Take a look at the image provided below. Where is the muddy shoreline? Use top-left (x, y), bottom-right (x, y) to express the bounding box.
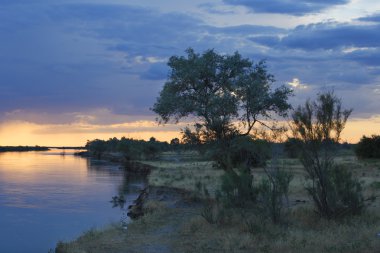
top-left (75, 151), bottom-right (192, 220)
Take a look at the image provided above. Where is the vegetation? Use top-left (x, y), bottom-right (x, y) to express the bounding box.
top-left (356, 135), bottom-right (380, 159)
top-left (291, 91), bottom-right (369, 218)
top-left (56, 50), bottom-right (380, 253)
top-left (0, 146), bottom-right (49, 152)
top-left (57, 150), bottom-right (380, 253)
top-left (152, 48), bottom-right (292, 170)
top-left (283, 138), bottom-right (302, 158)
top-left (85, 137), bottom-right (170, 160)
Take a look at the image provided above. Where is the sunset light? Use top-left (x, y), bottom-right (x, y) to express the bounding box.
top-left (1, 1), bottom-right (380, 252)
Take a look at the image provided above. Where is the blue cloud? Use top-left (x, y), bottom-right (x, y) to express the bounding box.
top-left (208, 24), bottom-right (286, 35)
top-left (344, 48), bottom-right (380, 67)
top-left (251, 23), bottom-right (380, 50)
top-left (358, 13), bottom-right (380, 23)
top-left (223, 0), bottom-right (350, 15)
top-left (140, 63), bottom-right (169, 81)
top-left (0, 1), bottom-right (379, 122)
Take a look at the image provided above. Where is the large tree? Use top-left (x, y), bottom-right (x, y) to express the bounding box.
top-left (152, 48), bottom-right (292, 145)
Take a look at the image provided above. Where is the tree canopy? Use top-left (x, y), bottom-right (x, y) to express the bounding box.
top-left (152, 48), bottom-right (292, 142)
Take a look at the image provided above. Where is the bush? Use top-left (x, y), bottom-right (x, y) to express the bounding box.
top-left (305, 165), bottom-right (366, 218)
top-left (328, 165), bottom-right (366, 216)
top-left (283, 138), bottom-right (302, 158)
top-left (229, 136), bottom-right (271, 168)
top-left (218, 169), bottom-right (258, 208)
top-left (356, 135), bottom-right (380, 159)
top-left (291, 91), bottom-right (368, 218)
top-left (258, 167), bottom-right (293, 224)
top-left (207, 136), bottom-right (271, 171)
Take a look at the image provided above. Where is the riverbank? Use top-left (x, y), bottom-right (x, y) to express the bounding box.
top-left (57, 151), bottom-right (380, 253)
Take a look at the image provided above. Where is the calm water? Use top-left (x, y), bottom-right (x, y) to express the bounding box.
top-left (0, 150), bottom-right (144, 253)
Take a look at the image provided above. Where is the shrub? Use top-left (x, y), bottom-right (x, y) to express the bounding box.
top-left (356, 135), bottom-right (380, 159)
top-left (207, 136), bottom-right (271, 171)
top-left (284, 138), bottom-right (302, 158)
top-left (326, 165), bottom-right (366, 216)
top-left (200, 202), bottom-right (227, 225)
top-left (291, 91), bottom-right (368, 218)
top-left (218, 169), bottom-right (258, 208)
top-left (229, 136), bottom-right (271, 168)
top-left (258, 167), bottom-right (293, 224)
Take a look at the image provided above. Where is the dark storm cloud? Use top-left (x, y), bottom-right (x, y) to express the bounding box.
top-left (223, 0), bottom-right (350, 16)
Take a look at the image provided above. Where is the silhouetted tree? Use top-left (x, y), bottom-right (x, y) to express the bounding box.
top-left (152, 48), bottom-right (292, 171)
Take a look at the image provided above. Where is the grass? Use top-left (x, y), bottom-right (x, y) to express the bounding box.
top-left (142, 160), bottom-right (223, 197)
top-left (176, 208), bottom-right (380, 253)
top-left (58, 203), bottom-right (380, 253)
top-left (57, 149), bottom-right (380, 253)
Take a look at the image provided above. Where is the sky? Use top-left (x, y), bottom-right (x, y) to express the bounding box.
top-left (0, 0), bottom-right (380, 146)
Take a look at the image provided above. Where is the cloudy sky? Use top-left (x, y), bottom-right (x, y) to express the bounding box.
top-left (0, 0), bottom-right (380, 145)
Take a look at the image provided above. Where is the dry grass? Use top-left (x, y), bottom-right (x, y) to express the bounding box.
top-left (174, 207), bottom-right (380, 253)
top-left (142, 159), bottom-right (223, 197)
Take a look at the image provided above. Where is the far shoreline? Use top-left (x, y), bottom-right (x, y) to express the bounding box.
top-left (0, 146), bottom-right (86, 152)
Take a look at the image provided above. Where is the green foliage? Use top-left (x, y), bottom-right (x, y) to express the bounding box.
top-left (284, 138), bottom-right (302, 158)
top-left (86, 139), bottom-right (107, 159)
top-left (356, 135), bottom-right (380, 159)
top-left (55, 241), bottom-right (69, 253)
top-left (229, 136), bottom-right (271, 168)
top-left (370, 181), bottom-right (380, 190)
top-left (218, 169), bottom-right (258, 207)
top-left (320, 165), bottom-right (366, 216)
top-left (291, 91), bottom-right (367, 218)
top-left (152, 47), bottom-right (292, 150)
top-left (86, 137), bottom-right (169, 160)
top-left (200, 203), bottom-right (227, 225)
top-left (206, 136), bottom-right (271, 171)
top-left (258, 168), bottom-right (293, 224)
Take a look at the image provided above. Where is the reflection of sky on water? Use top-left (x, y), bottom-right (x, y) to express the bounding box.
top-left (0, 150), bottom-right (144, 253)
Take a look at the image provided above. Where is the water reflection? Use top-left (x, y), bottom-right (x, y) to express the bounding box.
top-left (0, 150), bottom-right (144, 253)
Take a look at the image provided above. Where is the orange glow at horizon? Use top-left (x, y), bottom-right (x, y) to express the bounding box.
top-left (0, 121), bottom-right (181, 146)
top-left (0, 118), bottom-right (379, 146)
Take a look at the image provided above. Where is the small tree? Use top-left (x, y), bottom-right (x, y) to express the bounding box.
top-left (152, 48), bottom-right (292, 171)
top-left (291, 91), bottom-right (366, 218)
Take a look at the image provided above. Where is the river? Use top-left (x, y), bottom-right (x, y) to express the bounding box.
top-left (0, 149), bottom-right (144, 253)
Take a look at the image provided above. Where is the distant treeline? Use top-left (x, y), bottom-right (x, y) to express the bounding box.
top-left (0, 146), bottom-right (50, 152)
top-left (50, 146), bottom-right (85, 150)
top-left (85, 137), bottom-right (171, 160)
top-left (356, 135), bottom-right (380, 159)
top-left (85, 136), bottom-right (359, 163)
